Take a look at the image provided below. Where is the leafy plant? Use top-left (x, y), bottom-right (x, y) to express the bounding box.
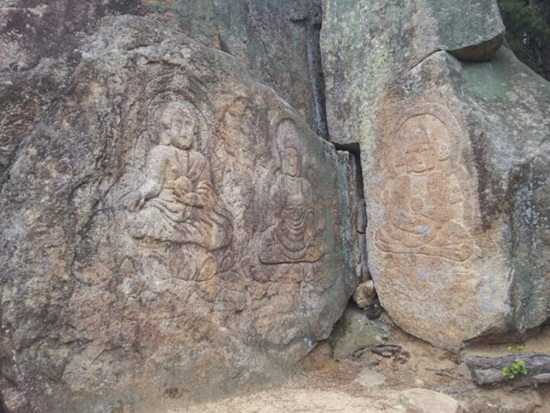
top-left (502, 346), bottom-right (528, 379)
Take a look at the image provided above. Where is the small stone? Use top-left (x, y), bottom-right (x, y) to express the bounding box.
top-left (355, 368), bottom-right (386, 388)
top-left (399, 388), bottom-right (462, 413)
top-left (457, 362), bottom-right (471, 378)
top-left (414, 378), bottom-right (425, 387)
top-left (353, 280), bottom-right (376, 309)
top-left (365, 301), bottom-right (384, 320)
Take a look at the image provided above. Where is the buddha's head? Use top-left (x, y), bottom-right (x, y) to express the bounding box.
top-left (276, 118), bottom-right (301, 178)
top-left (405, 140), bottom-right (436, 173)
top-left (283, 146), bottom-right (300, 177)
top-left (160, 102), bottom-right (197, 150)
top-left (397, 118), bottom-right (438, 174)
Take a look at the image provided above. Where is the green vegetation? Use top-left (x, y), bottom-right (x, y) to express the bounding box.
top-left (502, 345), bottom-right (528, 379)
top-left (497, 0), bottom-right (550, 63)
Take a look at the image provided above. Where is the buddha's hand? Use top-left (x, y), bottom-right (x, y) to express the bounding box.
top-left (176, 192), bottom-right (206, 208)
top-left (410, 196), bottom-right (424, 212)
top-left (305, 211), bottom-right (316, 239)
top-left (174, 176), bottom-right (193, 196)
top-left (122, 190), bottom-right (145, 212)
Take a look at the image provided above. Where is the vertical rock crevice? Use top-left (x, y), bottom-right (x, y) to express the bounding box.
top-left (290, 2), bottom-right (328, 138)
top-left (348, 149), bottom-right (369, 283)
top-left (298, 2), bottom-right (370, 306)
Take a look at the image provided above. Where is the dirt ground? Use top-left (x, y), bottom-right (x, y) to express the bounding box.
top-left (177, 317), bottom-right (550, 413)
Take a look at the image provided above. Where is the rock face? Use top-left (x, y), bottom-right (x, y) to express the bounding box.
top-left (0, 0), bottom-right (325, 135)
top-left (321, 0), bottom-right (505, 149)
top-left (322, 0), bottom-right (550, 350)
top-left (140, 0), bottom-right (327, 135)
top-left (0, 15), bottom-right (358, 412)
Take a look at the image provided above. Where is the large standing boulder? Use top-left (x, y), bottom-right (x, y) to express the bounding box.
top-left (322, 0), bottom-right (550, 350)
top-left (0, 15), bottom-right (358, 412)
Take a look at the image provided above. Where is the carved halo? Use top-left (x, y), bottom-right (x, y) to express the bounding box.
top-left (381, 101), bottom-right (479, 229)
top-left (385, 102), bottom-right (464, 176)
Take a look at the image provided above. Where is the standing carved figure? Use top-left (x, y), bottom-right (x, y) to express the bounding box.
top-left (122, 102), bottom-right (232, 251)
top-left (259, 119), bottom-right (322, 264)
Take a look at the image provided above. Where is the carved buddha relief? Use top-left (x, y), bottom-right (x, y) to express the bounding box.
top-left (258, 119), bottom-right (323, 264)
top-left (375, 113), bottom-right (475, 262)
top-left (122, 101), bottom-right (233, 251)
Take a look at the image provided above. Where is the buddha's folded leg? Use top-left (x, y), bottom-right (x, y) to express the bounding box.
top-left (127, 206), bottom-right (178, 242)
top-left (374, 229), bottom-right (414, 254)
top-left (417, 221), bottom-right (474, 261)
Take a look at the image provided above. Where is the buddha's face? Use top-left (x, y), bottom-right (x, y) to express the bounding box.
top-left (405, 142), bottom-right (435, 173)
top-left (161, 108), bottom-right (197, 150)
top-left (283, 147), bottom-right (300, 177)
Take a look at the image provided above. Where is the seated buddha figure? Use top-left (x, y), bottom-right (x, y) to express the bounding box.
top-left (259, 120), bottom-right (322, 264)
top-left (122, 102), bottom-right (232, 251)
top-left (375, 117), bottom-right (474, 262)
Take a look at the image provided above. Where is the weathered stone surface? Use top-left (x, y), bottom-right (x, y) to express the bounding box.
top-left (0, 1), bottom-right (144, 71)
top-left (322, 0), bottom-right (550, 351)
top-left (141, 0), bottom-right (326, 135)
top-left (0, 0), bottom-right (324, 138)
top-left (466, 390), bottom-right (543, 413)
top-left (329, 305), bottom-right (388, 360)
top-left (321, 0), bottom-right (505, 148)
top-left (399, 388), bottom-right (462, 413)
top-left (0, 15), bottom-right (358, 412)
top-left (354, 368), bottom-right (386, 388)
top-left (373, 49), bottom-right (550, 350)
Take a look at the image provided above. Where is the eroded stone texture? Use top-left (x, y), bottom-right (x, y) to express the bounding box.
top-left (142, 0), bottom-right (326, 135)
top-left (0, 0), bottom-right (325, 138)
top-left (321, 0), bottom-right (505, 148)
top-left (322, 0), bottom-right (550, 351)
top-left (0, 15), bottom-right (357, 412)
